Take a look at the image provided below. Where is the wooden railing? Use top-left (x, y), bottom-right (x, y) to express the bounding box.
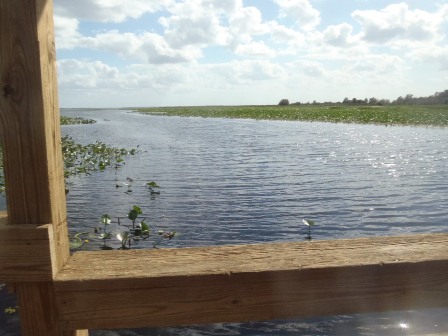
top-left (1, 209), bottom-right (447, 333)
top-left (54, 233), bottom-right (448, 331)
top-left (1, 1), bottom-right (447, 335)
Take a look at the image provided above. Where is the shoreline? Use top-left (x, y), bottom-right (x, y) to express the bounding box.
top-left (134, 104), bottom-right (448, 128)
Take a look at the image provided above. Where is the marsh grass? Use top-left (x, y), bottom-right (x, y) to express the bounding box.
top-left (136, 105), bottom-right (448, 127)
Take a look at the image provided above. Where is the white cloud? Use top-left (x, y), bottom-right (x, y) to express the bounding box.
top-left (57, 59), bottom-right (193, 105)
top-left (267, 21), bottom-right (305, 44)
top-left (235, 41), bottom-right (276, 58)
top-left (290, 60), bottom-right (326, 77)
top-left (229, 6), bottom-right (267, 36)
top-left (54, 0), bottom-right (174, 23)
top-left (54, 16), bottom-right (82, 49)
top-left (53, 1), bottom-right (448, 106)
top-left (407, 45), bottom-right (448, 71)
top-left (159, 4), bottom-right (230, 48)
top-left (199, 60), bottom-right (286, 87)
top-left (58, 58), bottom-right (286, 95)
top-left (57, 59), bottom-right (120, 91)
top-left (323, 23), bottom-right (356, 47)
top-left (202, 0), bottom-right (242, 15)
top-left (233, 60), bottom-right (286, 81)
top-left (348, 54), bottom-right (406, 75)
top-left (352, 3), bottom-right (447, 44)
top-left (82, 30), bottom-right (202, 64)
top-left (274, 0), bottom-right (320, 31)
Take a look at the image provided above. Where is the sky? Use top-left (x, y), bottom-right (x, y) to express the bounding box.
top-left (53, 0), bottom-right (448, 108)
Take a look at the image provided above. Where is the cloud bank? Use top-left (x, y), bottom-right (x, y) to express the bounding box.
top-left (54, 0), bottom-right (448, 107)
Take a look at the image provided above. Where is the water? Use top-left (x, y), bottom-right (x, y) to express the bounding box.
top-left (62, 109), bottom-right (448, 246)
top-left (1, 108), bottom-right (447, 335)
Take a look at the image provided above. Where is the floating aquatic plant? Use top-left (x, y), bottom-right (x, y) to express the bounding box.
top-left (62, 135), bottom-right (138, 179)
top-left (69, 231), bottom-right (90, 249)
top-left (146, 181), bottom-right (161, 194)
top-left (128, 205), bottom-right (142, 229)
top-left (303, 219), bottom-right (316, 240)
top-left (97, 214), bottom-right (113, 249)
top-left (110, 205), bottom-right (175, 249)
top-left (60, 116), bottom-right (96, 125)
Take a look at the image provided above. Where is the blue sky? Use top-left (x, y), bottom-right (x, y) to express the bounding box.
top-left (53, 0), bottom-right (448, 108)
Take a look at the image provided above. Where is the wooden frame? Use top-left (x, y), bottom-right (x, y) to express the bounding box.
top-left (1, 0), bottom-right (84, 334)
top-left (0, 0), bottom-right (447, 335)
top-left (54, 234), bottom-right (448, 331)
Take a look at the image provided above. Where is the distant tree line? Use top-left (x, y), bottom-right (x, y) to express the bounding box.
top-left (280, 89), bottom-right (448, 106)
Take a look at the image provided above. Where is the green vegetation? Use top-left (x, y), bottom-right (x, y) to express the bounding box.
top-left (60, 116), bottom-right (96, 125)
top-left (71, 205), bottom-right (176, 250)
top-left (0, 116), bottom-right (137, 194)
top-left (61, 115), bottom-right (137, 181)
top-left (136, 104), bottom-right (448, 127)
top-left (62, 135), bottom-right (137, 179)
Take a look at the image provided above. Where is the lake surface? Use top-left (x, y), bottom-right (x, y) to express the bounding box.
top-left (62, 109), bottom-right (448, 245)
top-left (1, 108), bottom-right (447, 335)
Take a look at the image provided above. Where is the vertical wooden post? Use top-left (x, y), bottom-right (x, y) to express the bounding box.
top-left (0, 0), bottom-right (87, 334)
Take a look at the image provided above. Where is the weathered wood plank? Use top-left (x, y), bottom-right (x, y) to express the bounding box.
top-left (55, 234), bottom-right (448, 330)
top-left (0, 0), bottom-right (85, 334)
top-left (0, 0), bottom-right (69, 272)
top-left (15, 282), bottom-right (90, 336)
top-left (0, 217), bottom-right (56, 282)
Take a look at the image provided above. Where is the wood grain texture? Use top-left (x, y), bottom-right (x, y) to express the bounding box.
top-left (15, 282), bottom-right (90, 336)
top-left (0, 214), bottom-right (56, 282)
top-left (0, 0), bottom-right (69, 270)
top-left (55, 234), bottom-right (448, 330)
top-left (0, 0), bottom-right (85, 334)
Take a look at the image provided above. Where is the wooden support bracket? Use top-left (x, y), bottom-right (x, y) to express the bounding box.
top-left (0, 212), bottom-right (56, 282)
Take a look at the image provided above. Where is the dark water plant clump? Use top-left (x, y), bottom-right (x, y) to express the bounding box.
top-left (62, 135), bottom-right (137, 179)
top-left (71, 205), bottom-right (176, 250)
top-left (60, 116), bottom-right (96, 125)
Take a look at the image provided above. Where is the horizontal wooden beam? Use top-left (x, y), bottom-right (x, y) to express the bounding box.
top-left (0, 212), bottom-right (56, 282)
top-left (55, 233), bottom-right (448, 330)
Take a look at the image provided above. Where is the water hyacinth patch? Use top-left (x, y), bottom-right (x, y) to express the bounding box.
top-left (60, 115), bottom-right (138, 178)
top-left (71, 206), bottom-right (176, 250)
top-left (62, 135), bottom-right (138, 179)
top-left (122, 205), bottom-right (176, 249)
top-left (60, 116), bottom-right (96, 125)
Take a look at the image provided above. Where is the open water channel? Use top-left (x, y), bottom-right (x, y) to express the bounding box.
top-left (1, 108), bottom-right (447, 335)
